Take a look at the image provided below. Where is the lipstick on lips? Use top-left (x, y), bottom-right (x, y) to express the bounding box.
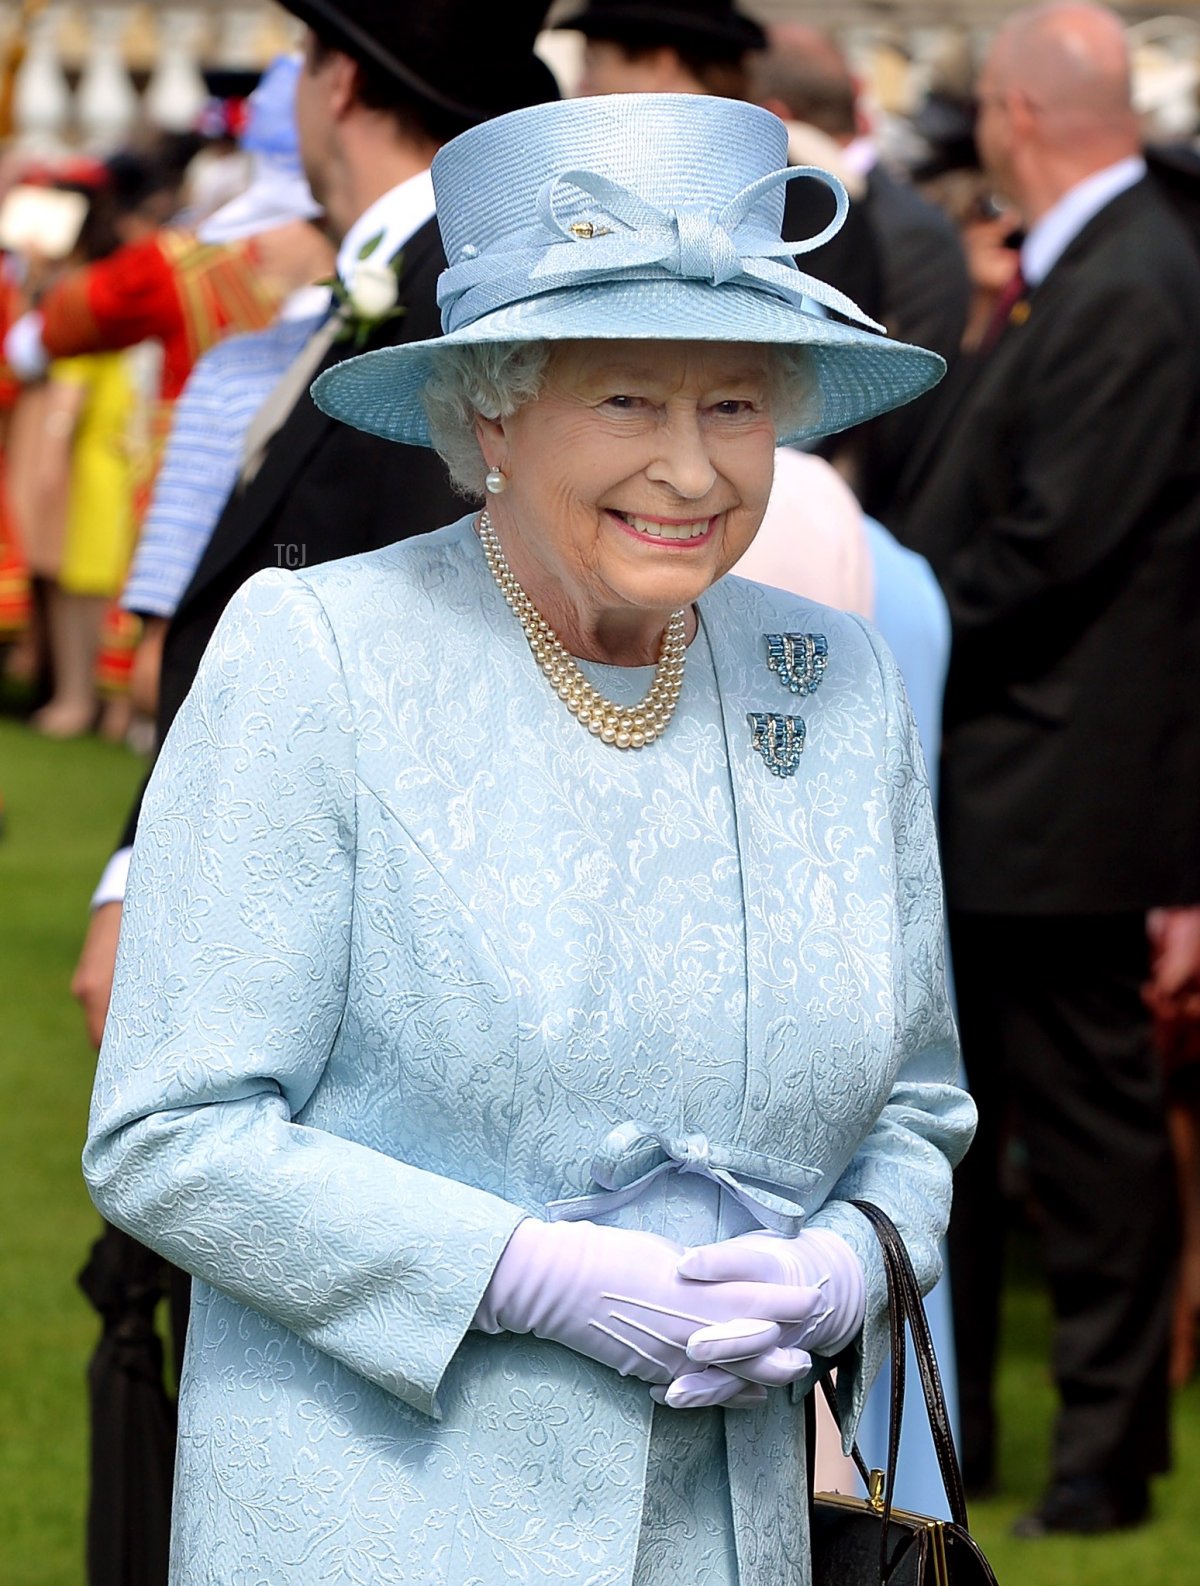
top-left (608, 509), bottom-right (717, 546)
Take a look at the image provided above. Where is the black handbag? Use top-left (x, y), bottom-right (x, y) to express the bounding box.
top-left (809, 1200), bottom-right (1000, 1585)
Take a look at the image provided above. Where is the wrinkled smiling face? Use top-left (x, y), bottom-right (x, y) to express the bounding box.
top-left (477, 339), bottom-right (778, 630)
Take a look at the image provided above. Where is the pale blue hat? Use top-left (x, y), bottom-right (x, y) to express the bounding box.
top-left (312, 93), bottom-right (945, 446)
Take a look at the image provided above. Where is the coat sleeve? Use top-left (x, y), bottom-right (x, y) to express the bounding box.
top-left (41, 236), bottom-right (181, 359)
top-left (83, 569), bottom-right (526, 1419)
top-left (804, 618), bottom-right (976, 1443)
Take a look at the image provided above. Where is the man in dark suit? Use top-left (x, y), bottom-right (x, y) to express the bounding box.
top-left (71, 6), bottom-right (556, 1581)
top-left (750, 23), bottom-right (970, 521)
top-left (898, 2), bottom-right (1200, 1536)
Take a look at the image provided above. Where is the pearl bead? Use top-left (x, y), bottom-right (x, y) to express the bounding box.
top-left (600, 724), bottom-right (617, 743)
top-left (615, 729), bottom-right (632, 748)
top-left (631, 730), bottom-right (646, 748)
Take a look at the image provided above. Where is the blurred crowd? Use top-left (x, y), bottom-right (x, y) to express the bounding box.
top-left (0, 64), bottom-right (329, 739)
top-left (1, 0), bottom-right (1199, 1579)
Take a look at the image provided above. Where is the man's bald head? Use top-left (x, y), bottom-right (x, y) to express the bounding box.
top-left (987, 4), bottom-right (1133, 128)
top-left (977, 3), bottom-right (1140, 216)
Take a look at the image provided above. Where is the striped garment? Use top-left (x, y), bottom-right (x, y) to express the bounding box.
top-left (122, 312), bottom-right (323, 619)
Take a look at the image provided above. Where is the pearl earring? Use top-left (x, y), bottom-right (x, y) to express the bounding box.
top-left (485, 466), bottom-right (508, 495)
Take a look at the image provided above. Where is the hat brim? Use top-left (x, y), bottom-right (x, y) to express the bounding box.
top-left (311, 279), bottom-right (945, 449)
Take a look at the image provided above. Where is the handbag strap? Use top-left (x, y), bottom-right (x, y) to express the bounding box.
top-left (848, 1200), bottom-right (970, 1530)
top-left (820, 1377), bottom-right (875, 1493)
top-left (815, 1201), bottom-right (970, 1583)
top-left (818, 1214), bottom-right (910, 1583)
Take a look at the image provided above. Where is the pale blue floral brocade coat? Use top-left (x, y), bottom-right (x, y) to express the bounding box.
top-left (85, 516), bottom-right (975, 1586)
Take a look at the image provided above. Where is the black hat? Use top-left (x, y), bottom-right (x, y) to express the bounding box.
top-left (281, 1), bottom-right (559, 125)
top-left (556, 0), bottom-right (766, 58)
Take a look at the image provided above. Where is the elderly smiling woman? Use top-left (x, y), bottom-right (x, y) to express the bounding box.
top-left (84, 94), bottom-right (975, 1586)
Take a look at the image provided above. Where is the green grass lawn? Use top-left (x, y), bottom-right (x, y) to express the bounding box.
top-left (974, 1248), bottom-right (1200, 1584)
top-left (1, 714), bottom-right (1197, 1584)
top-left (0, 716), bottom-right (148, 1586)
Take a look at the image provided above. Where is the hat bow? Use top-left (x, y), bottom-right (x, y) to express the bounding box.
top-left (438, 164), bottom-right (885, 334)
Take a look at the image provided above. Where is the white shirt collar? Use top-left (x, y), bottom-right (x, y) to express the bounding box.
top-left (1021, 155), bottom-right (1146, 288)
top-left (336, 168), bottom-right (437, 284)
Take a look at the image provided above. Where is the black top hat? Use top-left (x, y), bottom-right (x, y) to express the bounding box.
top-left (281, 1), bottom-right (559, 126)
top-left (556, 0), bottom-right (766, 58)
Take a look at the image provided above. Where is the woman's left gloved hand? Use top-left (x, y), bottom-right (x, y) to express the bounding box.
top-left (656, 1228), bottom-right (866, 1409)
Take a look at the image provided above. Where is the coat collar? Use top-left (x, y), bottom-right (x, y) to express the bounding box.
top-left (1026, 171), bottom-right (1150, 292)
top-left (1021, 157), bottom-right (1146, 288)
top-left (336, 170), bottom-right (436, 284)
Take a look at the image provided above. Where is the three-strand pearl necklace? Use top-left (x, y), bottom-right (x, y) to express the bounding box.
top-left (476, 510), bottom-right (687, 749)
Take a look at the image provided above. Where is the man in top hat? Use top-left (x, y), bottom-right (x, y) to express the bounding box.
top-left (75, 0), bottom-right (558, 1036)
top-left (562, 0), bottom-right (765, 99)
top-left (72, 8), bottom-right (557, 1583)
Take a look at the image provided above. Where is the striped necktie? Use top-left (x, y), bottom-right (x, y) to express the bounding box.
top-left (238, 305), bottom-right (347, 486)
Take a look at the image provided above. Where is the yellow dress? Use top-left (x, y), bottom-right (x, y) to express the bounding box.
top-left (54, 352), bottom-right (136, 598)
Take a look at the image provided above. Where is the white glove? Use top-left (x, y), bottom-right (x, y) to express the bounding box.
top-left (644, 1228), bottom-right (866, 1410)
top-left (474, 1218), bottom-right (826, 1406)
top-left (678, 1227), bottom-right (867, 1364)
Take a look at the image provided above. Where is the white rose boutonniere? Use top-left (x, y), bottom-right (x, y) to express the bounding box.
top-left (346, 259), bottom-right (400, 319)
top-left (326, 231), bottom-right (406, 348)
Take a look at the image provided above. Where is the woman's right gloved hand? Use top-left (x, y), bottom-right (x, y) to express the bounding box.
top-left (658, 1227), bottom-right (867, 1408)
top-left (473, 1217), bottom-right (824, 1406)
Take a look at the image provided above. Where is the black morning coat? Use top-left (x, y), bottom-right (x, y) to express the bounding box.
top-left (896, 176), bottom-right (1200, 916)
top-left (117, 217), bottom-right (462, 849)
